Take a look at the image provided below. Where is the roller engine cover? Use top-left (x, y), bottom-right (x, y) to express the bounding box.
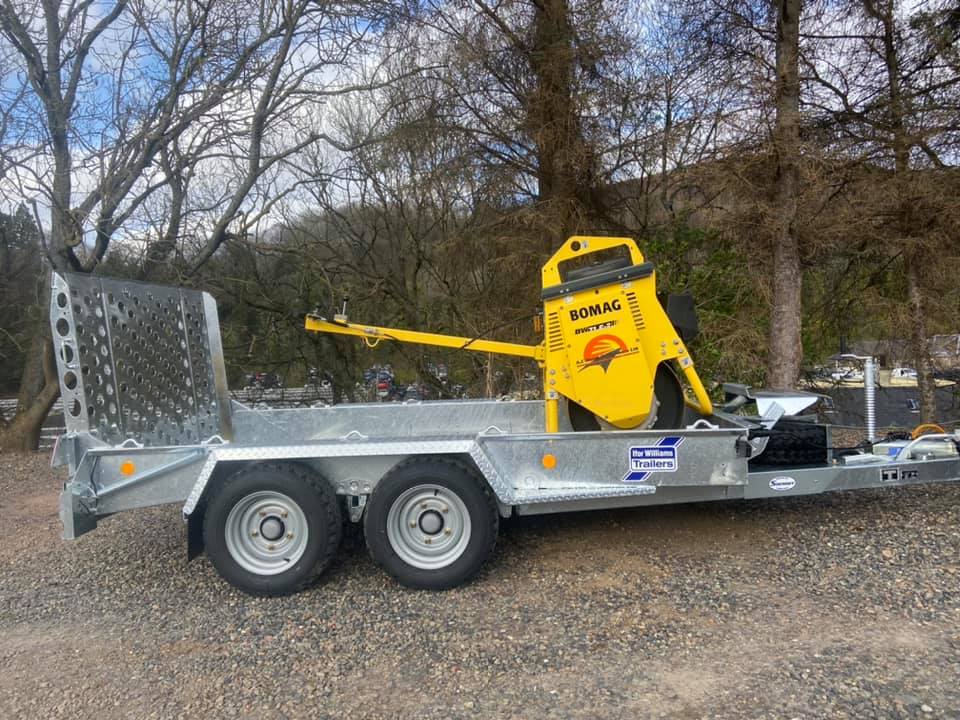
top-left (539, 237), bottom-right (698, 429)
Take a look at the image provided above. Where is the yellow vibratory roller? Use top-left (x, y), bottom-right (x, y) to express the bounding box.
top-left (305, 236), bottom-right (713, 433)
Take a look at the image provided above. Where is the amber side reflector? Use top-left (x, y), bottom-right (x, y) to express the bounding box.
top-left (541, 453), bottom-right (557, 470)
top-left (120, 461), bottom-right (136, 476)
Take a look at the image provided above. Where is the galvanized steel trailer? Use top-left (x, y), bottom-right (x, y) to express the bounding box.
top-left (49, 271), bottom-right (960, 595)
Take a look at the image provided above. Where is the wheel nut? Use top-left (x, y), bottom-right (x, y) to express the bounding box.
top-left (268, 544), bottom-right (276, 550)
top-left (420, 502), bottom-right (428, 509)
top-left (424, 538), bottom-right (432, 544)
top-left (251, 531), bottom-right (259, 537)
top-left (441, 506), bottom-right (449, 513)
top-left (281, 511), bottom-right (288, 518)
top-left (410, 522), bottom-right (417, 528)
top-left (259, 510), bottom-right (266, 517)
top-left (286, 532), bottom-right (293, 539)
top-left (444, 528), bottom-right (452, 535)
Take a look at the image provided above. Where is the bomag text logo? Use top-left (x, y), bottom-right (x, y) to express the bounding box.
top-left (579, 334), bottom-right (629, 372)
top-left (569, 299), bottom-right (621, 321)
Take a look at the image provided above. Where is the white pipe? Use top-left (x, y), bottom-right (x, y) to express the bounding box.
top-left (864, 356), bottom-right (876, 442)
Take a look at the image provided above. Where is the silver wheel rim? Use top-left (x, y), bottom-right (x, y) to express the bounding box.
top-left (386, 484), bottom-right (472, 570)
top-left (224, 491), bottom-right (309, 575)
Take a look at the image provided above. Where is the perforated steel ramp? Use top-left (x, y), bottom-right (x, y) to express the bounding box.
top-left (50, 272), bottom-right (232, 446)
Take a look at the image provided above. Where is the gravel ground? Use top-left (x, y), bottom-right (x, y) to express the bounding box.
top-left (1, 452), bottom-right (958, 719)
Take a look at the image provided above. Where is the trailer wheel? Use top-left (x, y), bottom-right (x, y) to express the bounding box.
top-left (203, 463), bottom-right (342, 596)
top-left (364, 457), bottom-right (498, 590)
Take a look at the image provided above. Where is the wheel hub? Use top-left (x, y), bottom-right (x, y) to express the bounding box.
top-left (260, 516), bottom-right (285, 541)
top-left (418, 509), bottom-right (444, 535)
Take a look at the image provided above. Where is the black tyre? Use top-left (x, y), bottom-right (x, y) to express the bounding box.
top-left (568, 363), bottom-right (685, 431)
top-left (750, 420), bottom-right (828, 467)
top-left (364, 457), bottom-right (498, 590)
top-left (568, 398), bottom-right (601, 431)
top-left (203, 462), bottom-right (342, 596)
top-left (650, 363), bottom-right (685, 429)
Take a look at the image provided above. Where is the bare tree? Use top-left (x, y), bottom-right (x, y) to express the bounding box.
top-left (606, 0), bottom-right (749, 234)
top-left (0, 0), bottom-right (390, 451)
top-left (297, 78), bottom-right (538, 393)
top-left (386, 0), bottom-right (642, 253)
top-left (801, 0), bottom-right (960, 419)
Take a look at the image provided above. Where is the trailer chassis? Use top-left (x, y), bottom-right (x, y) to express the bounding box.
top-left (48, 271), bottom-right (960, 594)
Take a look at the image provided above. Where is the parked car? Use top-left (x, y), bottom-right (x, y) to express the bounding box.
top-left (890, 367), bottom-right (918, 380)
top-left (831, 366), bottom-right (862, 383)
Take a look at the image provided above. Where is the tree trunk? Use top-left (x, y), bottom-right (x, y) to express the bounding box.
top-left (529, 0), bottom-right (596, 252)
top-left (866, 0), bottom-right (938, 422)
top-left (0, 2), bottom-right (76, 452)
top-left (0, 335), bottom-right (60, 453)
top-left (2, 267), bottom-right (69, 453)
top-left (0, 264), bottom-right (61, 453)
top-left (906, 256), bottom-right (937, 421)
top-left (766, 0), bottom-right (803, 390)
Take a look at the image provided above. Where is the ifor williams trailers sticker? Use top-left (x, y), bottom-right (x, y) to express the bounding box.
top-left (623, 436), bottom-right (683, 482)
